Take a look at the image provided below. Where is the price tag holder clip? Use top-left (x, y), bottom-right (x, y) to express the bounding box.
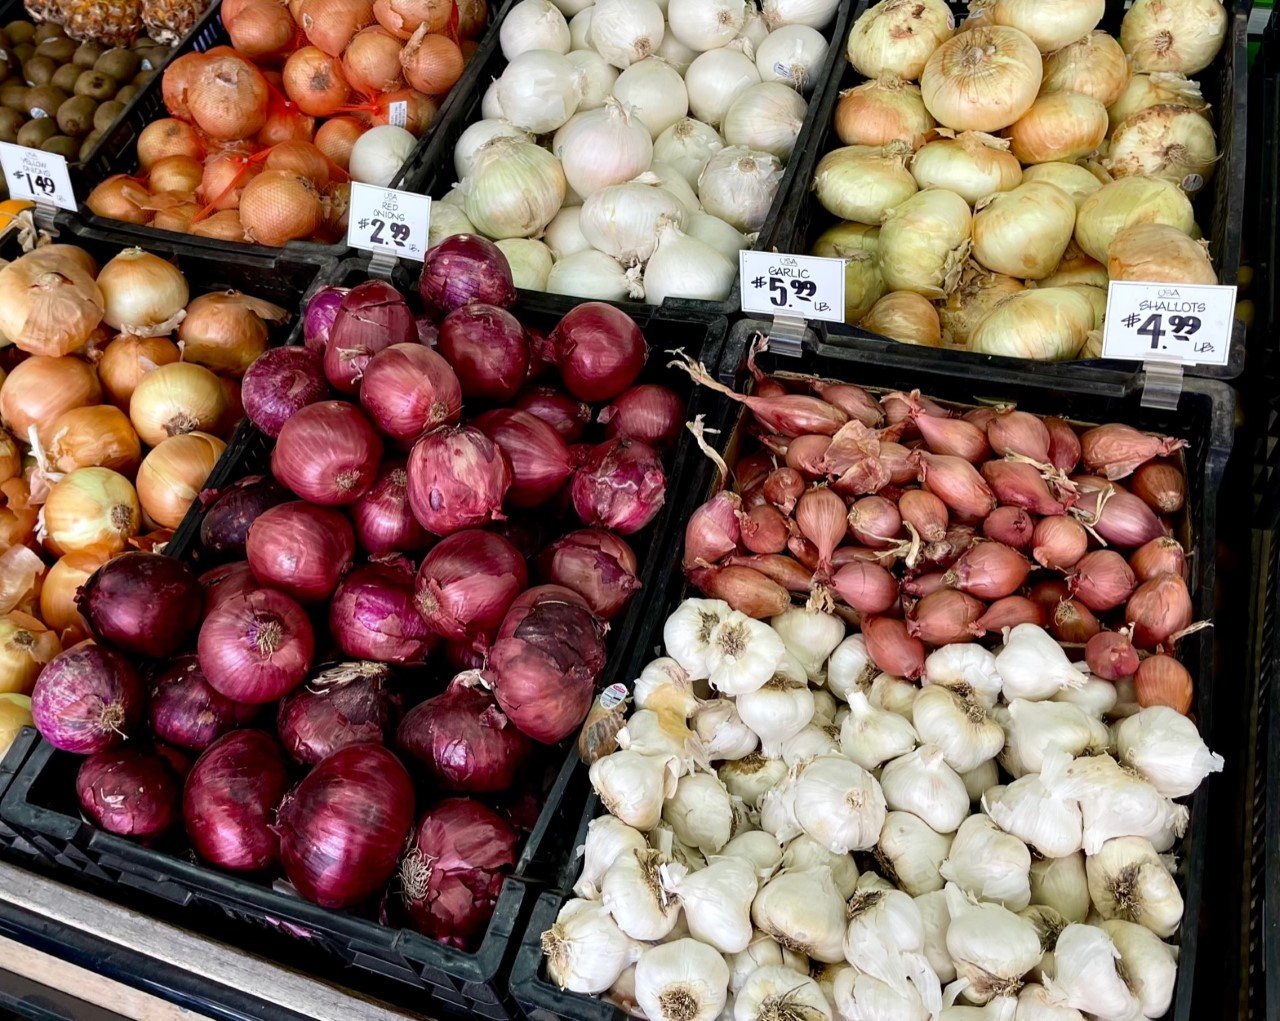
top-left (1138, 358), bottom-right (1185, 411)
top-left (739, 250), bottom-right (845, 359)
top-left (347, 182), bottom-right (431, 271)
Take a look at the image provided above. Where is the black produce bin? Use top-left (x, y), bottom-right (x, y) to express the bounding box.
top-left (764, 0), bottom-right (1249, 380)
top-left (391, 1), bottom-right (853, 320)
top-left (509, 318), bottom-right (1235, 1021)
top-left (0, 272), bottom-right (728, 1019)
top-left (0, 727), bottom-right (41, 864)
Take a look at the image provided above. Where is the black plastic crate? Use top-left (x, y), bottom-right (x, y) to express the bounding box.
top-left (391, 1), bottom-right (853, 320)
top-left (509, 318), bottom-right (1234, 1021)
top-left (764, 0), bottom-right (1249, 381)
top-left (0, 727), bottom-right (41, 864)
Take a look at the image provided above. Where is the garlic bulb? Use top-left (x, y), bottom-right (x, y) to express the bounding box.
top-left (1029, 853), bottom-right (1090, 924)
top-left (944, 883), bottom-right (1043, 1004)
top-left (780, 834), bottom-right (859, 898)
top-left (721, 830), bottom-right (784, 882)
top-left (870, 672), bottom-right (921, 720)
top-left (663, 772), bottom-right (740, 855)
top-left (1051, 675), bottom-right (1118, 718)
top-left (811, 962), bottom-right (852, 1005)
top-left (878, 811), bottom-right (953, 896)
top-left (1085, 836), bottom-right (1183, 937)
top-left (828, 634), bottom-right (876, 701)
top-left (662, 857), bottom-right (757, 953)
top-left (705, 612), bottom-right (789, 695)
top-left (694, 699), bottom-right (761, 760)
top-left (772, 606), bottom-right (846, 680)
top-left (1047, 924), bottom-right (1141, 1021)
top-left (1112, 706), bottom-right (1223, 798)
top-left (960, 760), bottom-right (999, 804)
top-left (880, 746), bottom-right (969, 834)
top-left (760, 776), bottom-right (801, 843)
top-left (727, 932), bottom-right (810, 994)
top-left (543, 898), bottom-right (644, 993)
top-left (751, 866), bottom-right (847, 963)
top-left (581, 181), bottom-right (688, 263)
top-left (602, 848), bottom-right (681, 940)
top-left (982, 752), bottom-right (1083, 860)
top-left (619, 708), bottom-right (707, 773)
top-left (939, 815), bottom-right (1031, 911)
top-left (644, 219), bottom-right (738, 306)
top-left (607, 964), bottom-right (641, 1017)
top-left (635, 657), bottom-right (701, 720)
top-left (914, 890), bottom-right (956, 985)
top-left (791, 754), bottom-right (887, 854)
top-left (811, 689), bottom-right (839, 726)
top-left (832, 967), bottom-right (931, 1021)
top-left (553, 99), bottom-right (654, 197)
top-left (995, 625), bottom-right (1089, 701)
top-left (588, 748), bottom-right (680, 832)
top-left (910, 684), bottom-right (1004, 773)
top-left (1059, 755), bottom-right (1187, 854)
top-left (1099, 919), bottom-right (1177, 1018)
top-left (1015, 983), bottom-right (1084, 1021)
top-left (665, 599), bottom-right (734, 679)
top-left (734, 966), bottom-right (832, 1021)
top-left (575, 815), bottom-right (649, 899)
top-left (650, 822), bottom-right (707, 875)
top-left (635, 938), bottom-right (730, 1021)
top-left (844, 887), bottom-right (942, 1011)
top-left (720, 754), bottom-right (790, 809)
top-left (923, 644), bottom-right (1003, 708)
top-left (1000, 700), bottom-right (1109, 777)
top-left (840, 691), bottom-right (919, 770)
top-left (698, 146), bottom-right (784, 234)
top-left (781, 723), bottom-right (842, 766)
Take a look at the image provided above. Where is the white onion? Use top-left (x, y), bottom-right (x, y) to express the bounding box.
top-left (761, 0), bottom-right (839, 31)
top-left (613, 57), bottom-right (689, 137)
top-left (348, 125), bottom-right (415, 186)
top-left (698, 145), bottom-right (782, 233)
top-left (687, 212), bottom-right (748, 264)
top-left (667, 0), bottom-right (744, 52)
top-left (481, 80), bottom-right (504, 119)
top-left (567, 49), bottom-right (620, 110)
top-left (553, 98), bottom-right (654, 197)
top-left (722, 81), bottom-right (807, 161)
top-left (846, 0), bottom-right (954, 81)
top-left (580, 181), bottom-right (687, 262)
top-left (462, 136), bottom-right (567, 239)
top-left (500, 0), bottom-right (571, 59)
top-left (654, 118), bottom-right (724, 188)
top-left (427, 202), bottom-right (475, 248)
top-left (453, 119), bottom-right (530, 181)
top-left (496, 238), bottom-right (555, 290)
top-left (568, 7), bottom-right (593, 48)
top-left (544, 206), bottom-right (591, 259)
top-left (755, 24), bottom-right (828, 92)
top-left (1120, 0), bottom-right (1228, 75)
top-left (496, 49), bottom-right (581, 133)
top-left (590, 0), bottom-right (666, 68)
top-left (549, 0), bottom-right (592, 16)
top-left (736, 6), bottom-right (769, 52)
top-left (641, 163), bottom-right (701, 216)
top-left (685, 48), bottom-right (761, 127)
top-left (546, 249), bottom-right (644, 300)
top-left (656, 30), bottom-right (698, 74)
top-left (644, 218), bottom-right (736, 303)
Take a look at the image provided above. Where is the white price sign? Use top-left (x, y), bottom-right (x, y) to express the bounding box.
top-left (1100, 280), bottom-right (1236, 367)
top-left (739, 251), bottom-right (845, 323)
top-left (347, 182), bottom-right (431, 262)
top-left (0, 142), bottom-right (75, 211)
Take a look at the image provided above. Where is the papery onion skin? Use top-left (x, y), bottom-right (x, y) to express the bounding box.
top-left (419, 234), bottom-right (518, 318)
top-left (330, 564), bottom-right (434, 665)
top-left (200, 475), bottom-right (290, 559)
top-left (325, 281), bottom-right (418, 394)
top-left (514, 386), bottom-right (592, 442)
top-left (571, 437), bottom-right (666, 535)
top-left (276, 742), bottom-right (416, 909)
top-left (303, 286), bottom-right (350, 350)
top-left (546, 302), bottom-right (647, 402)
top-left (474, 408), bottom-right (575, 508)
top-left (360, 343), bottom-right (463, 443)
top-left (414, 529), bottom-right (528, 643)
top-left (353, 462), bottom-right (433, 554)
top-left (272, 400), bottom-right (384, 506)
top-left (77, 748), bottom-right (181, 839)
top-left (247, 502), bottom-right (355, 604)
top-left (76, 552), bottom-right (202, 659)
top-left (598, 384), bottom-right (685, 451)
top-left (31, 641), bottom-right (145, 754)
top-left (198, 590), bottom-right (316, 705)
top-left (535, 528), bottom-right (640, 620)
top-left (200, 562), bottom-right (258, 618)
top-left (406, 425), bottom-right (513, 536)
top-left (242, 347), bottom-right (330, 438)
top-left (920, 25), bottom-right (1042, 133)
top-left (184, 729), bottom-right (290, 872)
top-left (277, 664), bottom-right (400, 765)
top-left (151, 654), bottom-right (258, 752)
top-left (437, 304), bottom-right (529, 402)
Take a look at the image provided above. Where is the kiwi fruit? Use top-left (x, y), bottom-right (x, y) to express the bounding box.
top-left (12, 43), bottom-right (33, 64)
top-left (0, 107), bottom-right (22, 143)
top-left (16, 116), bottom-right (55, 147)
top-left (32, 23), bottom-right (62, 43)
top-left (4, 22), bottom-right (33, 45)
top-left (41, 134), bottom-right (76, 158)
top-left (24, 84), bottom-right (67, 118)
top-left (34, 37), bottom-right (74, 63)
top-left (95, 48), bottom-right (139, 81)
top-left (22, 54), bottom-right (54, 86)
top-left (0, 53), bottom-right (13, 83)
top-left (0, 83), bottom-right (25, 112)
top-left (73, 69), bottom-right (115, 100)
top-left (131, 68), bottom-right (153, 87)
top-left (79, 128), bottom-right (101, 159)
top-left (0, 30), bottom-right (11, 51)
top-left (51, 62), bottom-right (79, 92)
top-left (115, 83), bottom-right (137, 104)
top-left (56, 94), bottom-right (94, 136)
top-left (93, 98), bottom-right (122, 132)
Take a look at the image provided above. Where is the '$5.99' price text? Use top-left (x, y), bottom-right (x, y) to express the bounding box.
top-left (755, 273), bottom-right (827, 311)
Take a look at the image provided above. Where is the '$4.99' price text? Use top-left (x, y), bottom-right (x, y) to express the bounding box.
top-left (1121, 311), bottom-right (1212, 355)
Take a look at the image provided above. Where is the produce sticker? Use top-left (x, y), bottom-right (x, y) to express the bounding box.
top-left (1101, 280), bottom-right (1236, 367)
top-left (0, 142), bottom-right (75, 212)
top-left (740, 251), bottom-right (846, 323)
top-left (347, 182), bottom-right (431, 262)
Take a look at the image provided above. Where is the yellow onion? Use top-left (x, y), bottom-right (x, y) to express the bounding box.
top-left (97, 249), bottom-right (190, 337)
top-left (1074, 176), bottom-right (1195, 263)
top-left (46, 405), bottom-right (142, 476)
top-left (136, 432), bottom-right (227, 529)
top-left (921, 26), bottom-right (1042, 132)
top-left (0, 356), bottom-right (101, 448)
top-left (1106, 104), bottom-right (1218, 195)
top-left (0, 612), bottom-right (60, 695)
top-left (861, 291), bottom-right (942, 347)
top-left (1041, 31), bottom-right (1131, 107)
top-left (877, 188), bottom-right (972, 298)
top-left (937, 262), bottom-right (1025, 346)
top-left (129, 362), bottom-right (229, 448)
top-left (969, 287), bottom-right (1097, 360)
top-left (177, 291), bottom-right (288, 375)
top-left (0, 544), bottom-right (43, 618)
top-left (41, 467), bottom-right (141, 556)
top-left (978, 0), bottom-right (1104, 54)
top-left (1107, 223), bottom-right (1217, 285)
top-left (0, 476), bottom-right (36, 548)
top-left (98, 335), bottom-right (182, 409)
top-left (1035, 241), bottom-right (1109, 288)
top-left (813, 143), bottom-right (917, 225)
top-left (40, 550), bottom-right (109, 643)
top-left (0, 693), bottom-right (31, 759)
top-left (1021, 161), bottom-right (1109, 209)
top-left (834, 77), bottom-right (935, 149)
top-left (1120, 0), bottom-right (1228, 75)
top-left (811, 222), bottom-right (885, 323)
top-left (972, 180), bottom-right (1077, 280)
top-left (1007, 92), bottom-right (1108, 165)
top-left (909, 131), bottom-right (1022, 204)
top-left (1062, 283), bottom-right (1108, 330)
top-left (0, 428), bottom-right (19, 486)
top-left (1108, 72), bottom-right (1209, 132)
top-left (0, 248), bottom-right (105, 357)
top-left (845, 0), bottom-right (955, 81)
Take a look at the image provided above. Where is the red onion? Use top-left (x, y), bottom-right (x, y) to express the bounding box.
top-left (861, 616), bottom-right (925, 680)
top-left (151, 654), bottom-right (258, 751)
top-left (545, 302), bottom-right (647, 402)
top-left (76, 552), bottom-right (202, 658)
top-left (474, 408), bottom-right (574, 508)
top-left (396, 674), bottom-right (531, 792)
top-left (324, 281), bottom-right (417, 393)
top-left (414, 529), bottom-right (527, 643)
top-left (437, 304), bottom-right (529, 402)
top-left (598, 384), bottom-right (684, 451)
top-left (276, 662), bottom-right (400, 765)
top-left (683, 491), bottom-right (741, 568)
top-left (242, 347), bottom-right (330, 438)
top-left (352, 461), bottom-right (432, 555)
top-left (246, 501), bottom-right (355, 603)
top-left (399, 797), bottom-right (518, 949)
top-left (303, 285), bottom-right (349, 351)
top-left (77, 748), bottom-right (180, 839)
top-left (330, 563), bottom-right (434, 664)
top-left (198, 590), bottom-right (315, 704)
top-left (276, 743), bottom-right (415, 909)
top-left (514, 386), bottom-right (591, 442)
top-left (200, 475), bottom-right (290, 558)
top-left (272, 400), bottom-right (383, 505)
top-left (31, 641), bottom-right (144, 754)
top-left (535, 529), bottom-right (639, 620)
top-left (359, 344), bottom-right (463, 443)
top-left (446, 639), bottom-right (487, 671)
top-left (407, 425), bottom-right (512, 536)
top-left (419, 234), bottom-right (517, 318)
top-left (200, 562), bottom-right (258, 617)
top-left (571, 437), bottom-right (666, 535)
top-left (490, 589), bottom-right (606, 743)
top-left (155, 744), bottom-right (192, 779)
top-left (184, 729), bottom-right (290, 872)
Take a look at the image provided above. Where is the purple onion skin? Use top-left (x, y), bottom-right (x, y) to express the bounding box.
top-left (76, 552), bottom-right (203, 659)
top-left (304, 286), bottom-right (349, 352)
top-left (276, 665), bottom-right (400, 765)
top-left (416, 316), bottom-right (439, 346)
top-left (242, 347), bottom-right (330, 438)
top-left (150, 654), bottom-right (258, 752)
top-left (329, 565), bottom-right (434, 665)
top-left (352, 462), bottom-right (433, 556)
top-left (570, 438), bottom-right (667, 536)
top-left (200, 475), bottom-right (290, 559)
top-left (31, 641), bottom-right (145, 754)
top-left (77, 748), bottom-right (181, 840)
top-left (419, 235), bottom-right (517, 319)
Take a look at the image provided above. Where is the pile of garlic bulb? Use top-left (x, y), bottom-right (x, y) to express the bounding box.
top-left (541, 598), bottom-right (1223, 1021)
top-left (432, 0), bottom-right (842, 305)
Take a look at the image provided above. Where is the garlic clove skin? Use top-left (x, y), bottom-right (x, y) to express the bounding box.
top-left (877, 810), bottom-right (954, 896)
top-left (1059, 754), bottom-right (1186, 854)
top-left (960, 759), bottom-right (999, 804)
top-left (1099, 919), bottom-right (1177, 1019)
top-left (1044, 923), bottom-right (1141, 1021)
top-left (870, 672), bottom-right (921, 720)
top-left (663, 771), bottom-right (741, 855)
top-left (694, 699), bottom-right (761, 761)
top-left (542, 897), bottom-right (645, 993)
top-left (650, 821), bottom-right (708, 875)
top-left (842, 886), bottom-right (941, 1011)
top-left (999, 699), bottom-right (1109, 778)
top-left (1111, 705), bottom-right (1224, 799)
top-left (708, 613), bottom-right (789, 695)
top-left (750, 865), bottom-right (848, 963)
top-left (943, 883), bottom-right (1043, 1005)
top-left (939, 815), bottom-right (1032, 911)
top-left (880, 745), bottom-right (970, 834)
top-left (982, 749), bottom-right (1084, 860)
top-left (574, 814), bottom-right (650, 899)
top-left (840, 690), bottom-right (920, 770)
top-left (636, 656), bottom-right (703, 719)
top-left (736, 651), bottom-right (817, 756)
top-left (914, 889), bottom-right (957, 985)
top-left (733, 965), bottom-right (832, 1021)
top-left (719, 830), bottom-right (784, 883)
top-left (994, 624), bottom-right (1089, 701)
top-left (923, 643), bottom-right (1004, 708)
top-left (791, 754), bottom-right (888, 854)
top-left (662, 857), bottom-right (758, 954)
top-left (1014, 982), bottom-right (1085, 1021)
top-left (779, 722), bottom-right (843, 766)
top-left (911, 684), bottom-right (1004, 773)
top-left (589, 749), bottom-right (680, 831)
top-left (832, 967), bottom-right (931, 1021)
top-left (619, 707), bottom-right (709, 774)
top-left (664, 598), bottom-right (734, 679)
top-left (811, 688), bottom-right (840, 726)
top-left (1051, 673), bottom-right (1118, 718)
top-left (1084, 835), bottom-right (1184, 937)
top-left (828, 634), bottom-right (876, 702)
top-left (1029, 853), bottom-right (1091, 924)
top-left (726, 931), bottom-right (810, 994)
top-left (719, 754), bottom-right (790, 810)
top-left (602, 848), bottom-right (683, 941)
top-left (635, 938), bottom-right (731, 1021)
top-left (771, 605), bottom-right (846, 680)
top-left (779, 834), bottom-right (860, 898)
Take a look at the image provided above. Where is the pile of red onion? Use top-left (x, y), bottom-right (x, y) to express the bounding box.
top-left (677, 344), bottom-right (1199, 714)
